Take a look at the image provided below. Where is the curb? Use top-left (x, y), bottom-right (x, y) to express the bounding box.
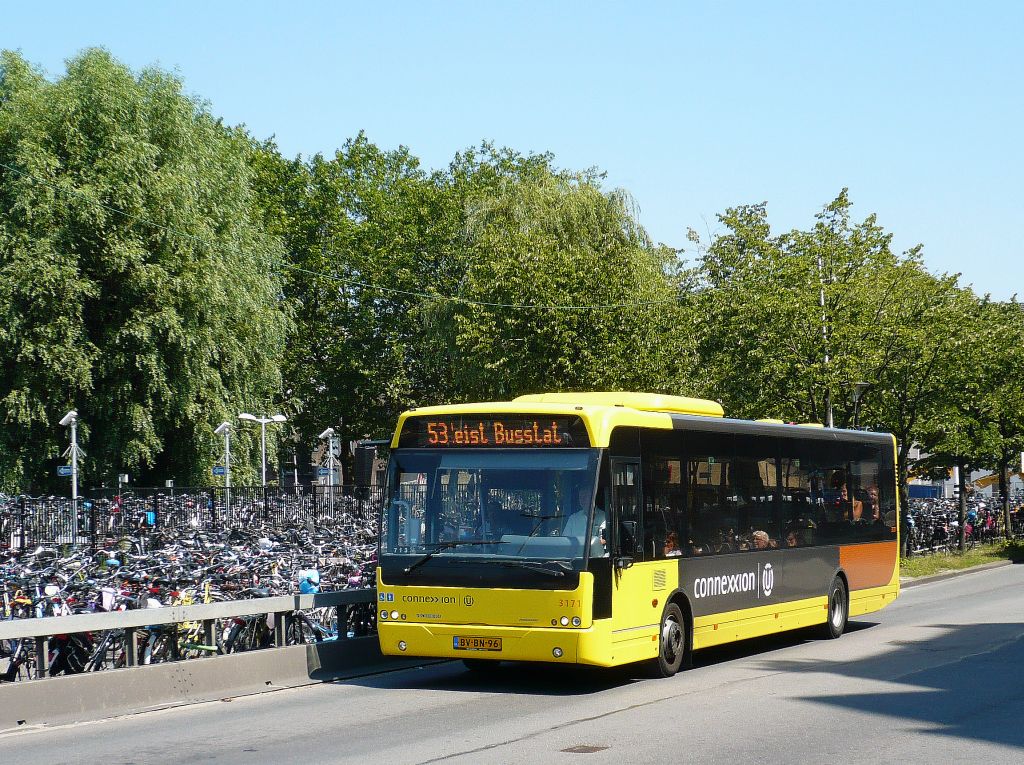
top-left (900, 559), bottom-right (1014, 588)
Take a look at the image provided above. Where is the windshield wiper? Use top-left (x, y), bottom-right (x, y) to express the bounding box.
top-left (498, 560), bottom-right (570, 578)
top-left (513, 513), bottom-right (563, 555)
top-left (402, 539), bottom-right (506, 574)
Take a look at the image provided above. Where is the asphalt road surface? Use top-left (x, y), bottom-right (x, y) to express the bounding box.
top-left (2, 564), bottom-right (1023, 764)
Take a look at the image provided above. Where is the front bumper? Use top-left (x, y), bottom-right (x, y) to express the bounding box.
top-left (379, 621), bottom-right (585, 663)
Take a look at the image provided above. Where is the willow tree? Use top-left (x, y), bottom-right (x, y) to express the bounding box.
top-left (0, 49), bottom-right (288, 490)
top-left (441, 163), bottom-right (686, 401)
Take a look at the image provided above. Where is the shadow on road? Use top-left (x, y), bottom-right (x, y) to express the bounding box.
top-left (339, 658), bottom-right (640, 696)
top-left (692, 619), bottom-right (879, 668)
top-left (339, 621), bottom-right (883, 697)
top-left (752, 621), bottom-right (1024, 751)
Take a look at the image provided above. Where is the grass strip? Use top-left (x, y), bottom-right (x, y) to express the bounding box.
top-left (900, 540), bottom-right (1024, 579)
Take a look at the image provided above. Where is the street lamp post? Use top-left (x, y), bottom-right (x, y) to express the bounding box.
top-left (238, 412), bottom-right (287, 486)
top-left (851, 382), bottom-right (870, 430)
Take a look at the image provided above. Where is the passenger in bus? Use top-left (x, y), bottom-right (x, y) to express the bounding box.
top-left (785, 529), bottom-right (804, 547)
top-left (663, 531), bottom-right (682, 557)
top-left (865, 485), bottom-right (881, 521)
top-left (847, 485), bottom-right (866, 522)
top-left (827, 471), bottom-right (864, 523)
top-left (706, 528), bottom-right (733, 554)
top-left (825, 472), bottom-right (846, 521)
top-left (752, 530), bottom-right (776, 550)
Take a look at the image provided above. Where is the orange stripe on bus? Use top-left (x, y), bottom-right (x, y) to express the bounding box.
top-left (840, 542), bottom-right (898, 590)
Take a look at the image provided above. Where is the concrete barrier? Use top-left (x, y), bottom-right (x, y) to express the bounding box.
top-left (0, 637), bottom-right (436, 732)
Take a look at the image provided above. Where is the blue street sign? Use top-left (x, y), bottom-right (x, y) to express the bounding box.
top-left (212, 465), bottom-right (227, 476)
top-left (317, 467), bottom-right (330, 477)
top-left (57, 465), bottom-right (73, 476)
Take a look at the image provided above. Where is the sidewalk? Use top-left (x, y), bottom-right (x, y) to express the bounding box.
top-left (900, 559), bottom-right (1014, 588)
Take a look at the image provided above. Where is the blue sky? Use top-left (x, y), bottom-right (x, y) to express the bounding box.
top-left (3, 1), bottom-right (1021, 299)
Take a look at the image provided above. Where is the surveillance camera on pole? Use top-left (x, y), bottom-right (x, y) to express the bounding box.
top-left (319, 427), bottom-right (340, 490)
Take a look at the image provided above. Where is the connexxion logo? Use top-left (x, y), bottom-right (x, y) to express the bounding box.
top-left (693, 563), bottom-right (774, 600)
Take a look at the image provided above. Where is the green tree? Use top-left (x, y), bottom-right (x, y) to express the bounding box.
top-left (962, 300), bottom-right (1024, 534)
top-left (258, 133), bottom-right (464, 458)
top-left (854, 267), bottom-right (973, 540)
top-left (693, 191), bottom-right (908, 425)
top-left (441, 159), bottom-right (684, 401)
top-left (0, 49), bottom-right (289, 490)
top-left (913, 292), bottom-right (999, 550)
top-left (263, 139), bottom-right (689, 460)
top-left (690, 191), bottom-right (984, 553)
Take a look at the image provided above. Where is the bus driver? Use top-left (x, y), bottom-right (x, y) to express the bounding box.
top-left (563, 485), bottom-right (607, 557)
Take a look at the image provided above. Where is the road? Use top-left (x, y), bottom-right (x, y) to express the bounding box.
top-left (2, 564), bottom-right (1023, 764)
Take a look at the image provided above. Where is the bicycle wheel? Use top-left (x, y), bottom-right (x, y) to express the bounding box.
top-left (1, 640), bottom-right (34, 682)
top-left (223, 621), bottom-right (245, 654)
top-left (148, 631), bottom-right (178, 663)
top-left (286, 614), bottom-right (319, 645)
top-left (87, 631), bottom-right (121, 671)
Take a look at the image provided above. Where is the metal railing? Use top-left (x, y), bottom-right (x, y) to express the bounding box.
top-left (0, 588), bottom-right (375, 680)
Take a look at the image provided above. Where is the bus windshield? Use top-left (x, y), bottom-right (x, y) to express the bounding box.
top-left (382, 449), bottom-right (603, 565)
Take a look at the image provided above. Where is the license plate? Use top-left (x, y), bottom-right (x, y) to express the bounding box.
top-left (453, 635), bottom-right (502, 651)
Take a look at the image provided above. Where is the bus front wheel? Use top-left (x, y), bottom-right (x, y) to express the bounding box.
top-left (648, 602), bottom-right (686, 678)
top-left (821, 576), bottom-right (848, 639)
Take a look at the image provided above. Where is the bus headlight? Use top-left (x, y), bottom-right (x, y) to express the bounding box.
top-left (572, 616), bottom-right (581, 627)
top-left (390, 610), bottom-right (399, 620)
top-left (552, 647), bottom-right (563, 658)
top-left (398, 641), bottom-right (407, 651)
top-left (380, 610), bottom-right (388, 619)
top-left (560, 616), bottom-right (569, 626)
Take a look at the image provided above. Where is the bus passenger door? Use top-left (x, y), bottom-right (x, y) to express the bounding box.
top-left (609, 460), bottom-right (660, 662)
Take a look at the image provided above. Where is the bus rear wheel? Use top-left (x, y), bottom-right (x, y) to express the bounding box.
top-left (821, 576), bottom-right (848, 639)
top-left (648, 602), bottom-right (686, 678)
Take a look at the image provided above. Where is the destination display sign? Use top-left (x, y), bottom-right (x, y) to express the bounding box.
top-left (398, 415), bottom-right (590, 448)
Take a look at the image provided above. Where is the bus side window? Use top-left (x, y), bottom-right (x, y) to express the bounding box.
top-left (644, 458), bottom-right (684, 560)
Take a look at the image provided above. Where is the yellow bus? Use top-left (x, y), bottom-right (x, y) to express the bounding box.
top-left (377, 392), bottom-right (899, 676)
